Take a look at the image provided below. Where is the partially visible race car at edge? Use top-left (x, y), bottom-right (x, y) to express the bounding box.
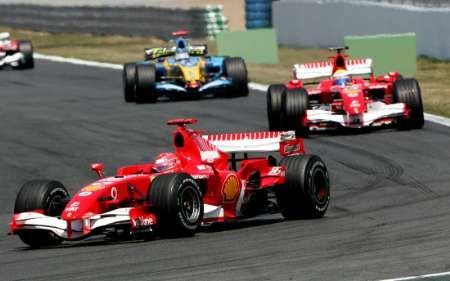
top-left (123, 31), bottom-right (248, 103)
top-left (0, 32), bottom-right (34, 69)
top-left (9, 118), bottom-right (330, 248)
top-left (267, 46), bottom-right (424, 135)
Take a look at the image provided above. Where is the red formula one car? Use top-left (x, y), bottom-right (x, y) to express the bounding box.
top-left (0, 32), bottom-right (34, 69)
top-left (267, 47), bottom-right (424, 135)
top-left (10, 119), bottom-right (330, 248)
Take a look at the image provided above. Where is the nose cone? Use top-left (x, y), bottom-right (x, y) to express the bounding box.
top-left (341, 88), bottom-right (366, 115)
top-left (61, 184), bottom-right (107, 220)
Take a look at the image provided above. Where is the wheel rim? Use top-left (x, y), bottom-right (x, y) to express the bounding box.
top-left (180, 185), bottom-right (201, 224)
top-left (312, 169), bottom-right (329, 204)
top-left (47, 193), bottom-right (66, 217)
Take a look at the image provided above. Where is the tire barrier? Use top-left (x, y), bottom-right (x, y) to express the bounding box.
top-left (245, 0), bottom-right (272, 29)
top-left (204, 5), bottom-right (229, 39)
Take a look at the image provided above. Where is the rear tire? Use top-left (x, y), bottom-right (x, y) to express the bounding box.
top-left (276, 155), bottom-right (330, 219)
top-left (392, 78), bottom-right (424, 129)
top-left (135, 64), bottom-right (157, 103)
top-left (123, 62), bottom-right (136, 103)
top-left (18, 40), bottom-right (34, 69)
top-left (224, 57), bottom-right (248, 97)
top-left (281, 88), bottom-right (309, 137)
top-left (148, 173), bottom-right (204, 237)
top-left (14, 180), bottom-right (70, 248)
top-left (267, 84), bottom-right (285, 131)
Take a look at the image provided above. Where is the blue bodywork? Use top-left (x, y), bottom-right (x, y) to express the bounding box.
top-left (136, 37), bottom-right (233, 98)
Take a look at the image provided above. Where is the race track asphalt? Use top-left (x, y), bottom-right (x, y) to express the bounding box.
top-left (1, 60), bottom-right (450, 281)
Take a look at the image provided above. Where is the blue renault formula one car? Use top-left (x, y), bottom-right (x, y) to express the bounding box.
top-left (123, 31), bottom-right (248, 103)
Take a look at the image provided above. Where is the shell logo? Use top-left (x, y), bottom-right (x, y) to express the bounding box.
top-left (222, 175), bottom-right (240, 202)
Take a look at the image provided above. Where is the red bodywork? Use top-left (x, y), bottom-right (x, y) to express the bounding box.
top-left (0, 39), bottom-right (19, 53)
top-left (285, 48), bottom-right (407, 129)
top-left (10, 119), bottom-right (304, 239)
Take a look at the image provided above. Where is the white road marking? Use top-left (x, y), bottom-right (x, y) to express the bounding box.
top-left (33, 53), bottom-right (450, 128)
top-left (377, 271), bottom-right (450, 281)
top-left (34, 53), bottom-right (122, 70)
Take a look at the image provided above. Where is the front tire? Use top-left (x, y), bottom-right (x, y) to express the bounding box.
top-left (281, 88), bottom-right (309, 136)
top-left (148, 173), bottom-right (204, 237)
top-left (267, 84), bottom-right (285, 131)
top-left (224, 57), bottom-right (249, 97)
top-left (123, 62), bottom-right (136, 102)
top-left (18, 40), bottom-right (34, 69)
top-left (276, 155), bottom-right (330, 219)
top-left (14, 180), bottom-right (70, 248)
top-left (135, 64), bottom-right (157, 103)
top-left (392, 78), bottom-right (424, 129)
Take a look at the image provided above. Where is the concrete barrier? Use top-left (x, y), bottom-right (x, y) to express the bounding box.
top-left (273, 0), bottom-right (450, 59)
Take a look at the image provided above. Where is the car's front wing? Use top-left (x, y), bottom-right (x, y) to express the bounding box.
top-left (307, 101), bottom-right (406, 130)
top-left (0, 52), bottom-right (24, 68)
top-left (10, 208), bottom-right (138, 240)
top-left (155, 79), bottom-right (232, 94)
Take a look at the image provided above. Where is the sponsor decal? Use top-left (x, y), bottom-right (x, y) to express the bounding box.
top-left (65, 201), bottom-right (80, 212)
top-left (197, 165), bottom-right (207, 170)
top-left (192, 174), bottom-right (209, 180)
top-left (222, 174), bottom-right (240, 202)
top-left (131, 216), bottom-right (154, 228)
top-left (268, 167), bottom-right (282, 176)
top-left (111, 187), bottom-right (118, 200)
top-left (284, 144), bottom-right (301, 154)
top-left (350, 100), bottom-right (361, 108)
top-left (82, 183), bottom-right (105, 192)
top-left (200, 151), bottom-right (220, 162)
top-left (78, 191), bottom-right (92, 197)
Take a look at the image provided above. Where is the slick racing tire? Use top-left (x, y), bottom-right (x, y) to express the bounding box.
top-left (123, 62), bottom-right (136, 103)
top-left (276, 155), bottom-right (330, 219)
top-left (224, 57), bottom-right (249, 97)
top-left (392, 78), bottom-right (424, 130)
top-left (148, 173), bottom-right (204, 237)
top-left (14, 180), bottom-right (70, 248)
top-left (267, 84), bottom-right (286, 131)
top-left (135, 64), bottom-right (157, 103)
top-left (18, 40), bottom-right (34, 69)
top-left (281, 87), bottom-right (309, 137)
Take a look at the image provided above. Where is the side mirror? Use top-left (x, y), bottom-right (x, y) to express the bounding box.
top-left (91, 162), bottom-right (104, 178)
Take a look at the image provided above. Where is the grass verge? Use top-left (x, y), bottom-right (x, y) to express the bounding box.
top-left (3, 26), bottom-right (450, 118)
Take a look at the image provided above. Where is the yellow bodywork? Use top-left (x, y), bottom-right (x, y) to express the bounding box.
top-left (162, 58), bottom-right (206, 84)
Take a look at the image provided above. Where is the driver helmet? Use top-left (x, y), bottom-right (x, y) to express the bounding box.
top-left (153, 152), bottom-right (180, 173)
top-left (175, 39), bottom-right (189, 62)
top-left (333, 69), bottom-right (351, 86)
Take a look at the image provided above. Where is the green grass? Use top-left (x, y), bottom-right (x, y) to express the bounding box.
top-left (3, 26), bottom-right (450, 118)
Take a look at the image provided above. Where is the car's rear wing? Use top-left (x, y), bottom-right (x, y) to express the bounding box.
top-left (294, 58), bottom-right (373, 80)
top-left (0, 32), bottom-right (10, 41)
top-left (144, 45), bottom-right (207, 60)
top-left (203, 131), bottom-right (304, 156)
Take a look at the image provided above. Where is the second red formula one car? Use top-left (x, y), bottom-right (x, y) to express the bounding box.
top-left (267, 47), bottom-right (424, 135)
top-left (10, 119), bottom-right (330, 248)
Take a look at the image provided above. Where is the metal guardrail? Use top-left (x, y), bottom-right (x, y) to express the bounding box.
top-left (0, 4), bottom-right (208, 39)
